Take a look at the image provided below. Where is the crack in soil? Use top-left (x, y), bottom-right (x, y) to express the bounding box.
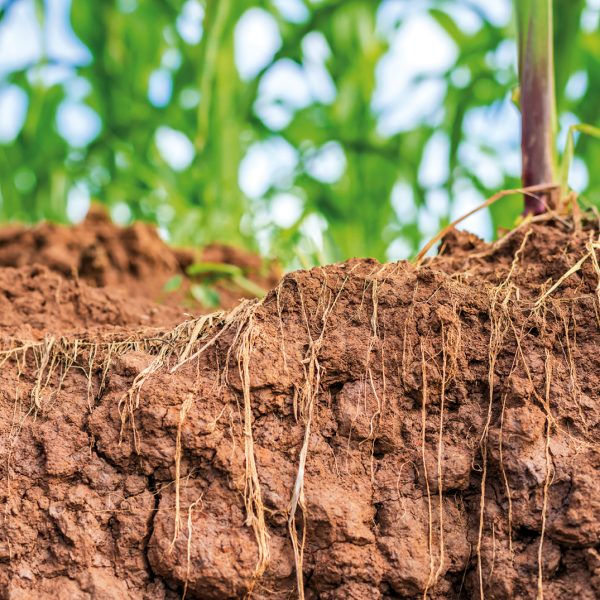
top-left (143, 473), bottom-right (159, 583)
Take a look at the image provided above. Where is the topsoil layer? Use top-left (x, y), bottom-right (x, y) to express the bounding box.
top-left (1, 216), bottom-right (600, 599)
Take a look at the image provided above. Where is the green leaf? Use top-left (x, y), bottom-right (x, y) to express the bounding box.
top-left (429, 8), bottom-right (467, 45)
top-left (190, 284), bottom-right (221, 308)
top-left (559, 123), bottom-right (600, 194)
top-left (186, 261), bottom-right (243, 277)
top-left (232, 275), bottom-right (267, 298)
top-left (163, 274), bottom-right (183, 292)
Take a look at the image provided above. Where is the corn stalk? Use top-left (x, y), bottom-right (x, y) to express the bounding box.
top-left (515, 0), bottom-right (558, 214)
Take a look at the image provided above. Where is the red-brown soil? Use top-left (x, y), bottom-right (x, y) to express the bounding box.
top-left (0, 206), bottom-right (280, 312)
top-left (1, 217), bottom-right (600, 599)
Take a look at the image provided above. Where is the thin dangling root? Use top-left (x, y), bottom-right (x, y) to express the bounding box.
top-left (182, 494), bottom-right (204, 600)
top-left (169, 393), bottom-right (194, 553)
top-left (498, 391), bottom-right (514, 559)
top-left (537, 351), bottom-right (554, 600)
top-left (433, 325), bottom-right (448, 586)
top-left (237, 306), bottom-right (271, 596)
top-left (420, 343), bottom-right (435, 600)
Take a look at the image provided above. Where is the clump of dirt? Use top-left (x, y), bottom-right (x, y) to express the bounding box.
top-left (0, 206), bottom-right (280, 310)
top-left (1, 217), bottom-right (600, 599)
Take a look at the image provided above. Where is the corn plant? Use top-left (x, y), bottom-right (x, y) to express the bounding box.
top-left (517, 0), bottom-right (600, 216)
top-left (515, 0), bottom-right (558, 214)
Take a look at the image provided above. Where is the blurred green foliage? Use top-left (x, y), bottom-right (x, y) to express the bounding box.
top-left (0, 0), bottom-right (599, 264)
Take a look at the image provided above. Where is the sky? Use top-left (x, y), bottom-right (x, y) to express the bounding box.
top-left (0, 0), bottom-right (596, 258)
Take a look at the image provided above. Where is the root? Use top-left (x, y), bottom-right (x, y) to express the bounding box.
top-left (30, 336), bottom-right (56, 411)
top-left (366, 276), bottom-right (383, 444)
top-left (415, 184), bottom-right (559, 264)
top-left (587, 233), bottom-right (600, 326)
top-left (237, 305), bottom-right (271, 595)
top-left (359, 270), bottom-right (388, 480)
top-left (434, 325), bottom-right (448, 585)
top-left (401, 282), bottom-right (419, 387)
top-left (420, 343), bottom-right (435, 600)
top-left (589, 235), bottom-right (600, 305)
top-left (120, 305), bottom-right (248, 451)
top-left (560, 310), bottom-right (588, 433)
top-left (534, 251), bottom-right (592, 308)
top-left (169, 394), bottom-right (194, 552)
top-left (537, 351), bottom-right (554, 600)
top-left (498, 392), bottom-right (514, 558)
top-left (183, 494), bottom-right (204, 600)
top-left (477, 230), bottom-right (530, 599)
top-left (534, 233), bottom-right (600, 310)
top-left (4, 221), bottom-right (598, 600)
top-left (288, 272), bottom-right (349, 600)
top-left (469, 212), bottom-right (569, 261)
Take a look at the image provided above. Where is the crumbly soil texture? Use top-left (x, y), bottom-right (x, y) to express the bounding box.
top-left (1, 216), bottom-right (600, 599)
top-left (0, 206), bottom-right (280, 314)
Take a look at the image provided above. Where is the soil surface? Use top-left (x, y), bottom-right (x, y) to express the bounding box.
top-left (0, 206), bottom-right (280, 312)
top-left (1, 216), bottom-right (600, 599)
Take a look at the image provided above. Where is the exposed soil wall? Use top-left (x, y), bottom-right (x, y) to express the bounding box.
top-left (1, 217), bottom-right (600, 599)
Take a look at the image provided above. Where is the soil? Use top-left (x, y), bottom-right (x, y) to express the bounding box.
top-left (1, 216), bottom-right (600, 599)
top-left (0, 205), bottom-right (281, 312)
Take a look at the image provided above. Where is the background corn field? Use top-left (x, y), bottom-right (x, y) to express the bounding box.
top-left (0, 0), bottom-right (599, 265)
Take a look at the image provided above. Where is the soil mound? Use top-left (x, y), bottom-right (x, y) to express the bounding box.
top-left (1, 217), bottom-right (600, 599)
top-left (0, 206), bottom-right (279, 310)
